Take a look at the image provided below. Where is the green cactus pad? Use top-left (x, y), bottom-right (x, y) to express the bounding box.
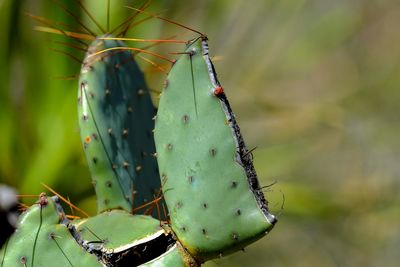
top-left (0, 194), bottom-right (101, 267)
top-left (73, 210), bottom-right (164, 254)
top-left (78, 36), bottom-right (163, 214)
top-left (154, 37), bottom-right (277, 261)
top-left (72, 210), bottom-right (197, 266)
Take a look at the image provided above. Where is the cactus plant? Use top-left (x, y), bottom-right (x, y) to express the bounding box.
top-left (154, 37), bottom-right (276, 262)
top-left (78, 36), bottom-right (163, 214)
top-left (1, 3), bottom-right (277, 267)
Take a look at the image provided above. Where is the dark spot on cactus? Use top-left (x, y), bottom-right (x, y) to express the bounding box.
top-left (123, 161), bottom-right (129, 169)
top-left (77, 96), bottom-right (81, 104)
top-left (231, 181), bottom-right (238, 188)
top-left (203, 203), bottom-right (208, 209)
top-left (104, 199), bottom-right (110, 205)
top-left (137, 89), bottom-right (145, 96)
top-left (176, 201), bottom-right (182, 209)
top-left (163, 79), bottom-right (169, 89)
top-left (82, 114), bottom-right (88, 121)
top-left (48, 232), bottom-right (56, 240)
top-left (231, 233), bottom-right (239, 241)
top-left (127, 106), bottom-right (133, 113)
top-left (210, 148), bottom-right (217, 157)
top-left (20, 256), bottom-right (27, 264)
top-left (188, 176), bottom-right (194, 183)
top-left (108, 128), bottom-right (112, 135)
top-left (80, 81), bottom-right (88, 91)
top-left (182, 114), bottom-right (189, 124)
top-left (123, 128), bottom-right (129, 137)
top-left (202, 228), bottom-right (207, 235)
top-left (92, 133), bottom-right (98, 140)
top-left (167, 143), bottom-right (173, 150)
top-left (105, 89), bottom-right (111, 96)
top-left (106, 181), bottom-right (112, 187)
top-left (236, 208), bottom-right (242, 216)
top-left (181, 226), bottom-right (187, 232)
top-left (89, 91), bottom-right (95, 99)
top-left (92, 157), bottom-right (98, 164)
top-left (135, 165), bottom-right (142, 172)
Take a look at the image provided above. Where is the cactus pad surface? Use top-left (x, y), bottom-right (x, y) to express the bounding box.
top-left (78, 36), bottom-right (162, 214)
top-left (154, 37), bottom-right (277, 261)
top-left (0, 194), bottom-right (101, 267)
top-left (72, 210), bottom-right (197, 266)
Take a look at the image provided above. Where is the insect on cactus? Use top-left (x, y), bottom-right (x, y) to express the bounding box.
top-left (1, 1), bottom-right (277, 266)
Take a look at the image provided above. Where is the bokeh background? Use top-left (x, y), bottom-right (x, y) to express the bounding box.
top-left (1, 0), bottom-right (399, 266)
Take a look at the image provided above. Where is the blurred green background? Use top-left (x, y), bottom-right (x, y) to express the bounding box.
top-left (1, 0), bottom-right (399, 266)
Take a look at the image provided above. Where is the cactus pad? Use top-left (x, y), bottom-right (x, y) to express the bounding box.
top-left (78, 36), bottom-right (163, 214)
top-left (0, 194), bottom-right (101, 267)
top-left (154, 37), bottom-right (277, 261)
top-left (72, 210), bottom-right (197, 266)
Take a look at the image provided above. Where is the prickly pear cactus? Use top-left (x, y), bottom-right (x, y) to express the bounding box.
top-left (0, 194), bottom-right (102, 267)
top-left (154, 37), bottom-right (276, 261)
top-left (78, 36), bottom-right (163, 214)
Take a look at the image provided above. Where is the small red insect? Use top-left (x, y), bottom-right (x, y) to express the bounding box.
top-left (213, 86), bottom-right (224, 96)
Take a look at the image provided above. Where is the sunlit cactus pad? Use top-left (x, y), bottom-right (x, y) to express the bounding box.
top-left (0, 195), bottom-right (102, 267)
top-left (154, 37), bottom-right (276, 261)
top-left (72, 210), bottom-right (197, 266)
